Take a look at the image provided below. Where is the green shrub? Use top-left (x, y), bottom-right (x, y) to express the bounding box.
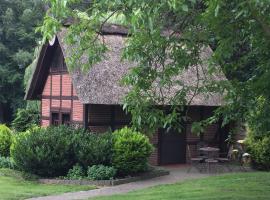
top-left (10, 126), bottom-right (76, 177)
top-left (10, 126), bottom-right (113, 177)
top-left (112, 127), bottom-right (153, 175)
top-left (0, 125), bottom-right (13, 157)
top-left (74, 132), bottom-right (113, 168)
top-left (66, 164), bottom-right (85, 180)
top-left (246, 135), bottom-right (270, 170)
top-left (12, 108), bottom-right (39, 132)
top-left (87, 165), bottom-right (116, 180)
top-left (0, 156), bottom-right (15, 169)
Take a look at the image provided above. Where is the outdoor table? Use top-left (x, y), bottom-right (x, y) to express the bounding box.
top-left (199, 147), bottom-right (220, 173)
top-left (199, 147), bottom-right (219, 159)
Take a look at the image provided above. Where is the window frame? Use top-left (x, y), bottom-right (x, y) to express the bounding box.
top-left (50, 111), bottom-right (71, 126)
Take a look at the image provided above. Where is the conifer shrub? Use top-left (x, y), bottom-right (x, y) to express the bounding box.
top-left (112, 127), bottom-right (153, 175)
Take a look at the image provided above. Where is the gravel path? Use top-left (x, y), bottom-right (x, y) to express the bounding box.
top-left (27, 166), bottom-right (209, 200)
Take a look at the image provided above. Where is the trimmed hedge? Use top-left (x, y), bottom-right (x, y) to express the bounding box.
top-left (0, 124), bottom-right (13, 157)
top-left (10, 126), bottom-right (75, 177)
top-left (10, 126), bottom-right (113, 177)
top-left (112, 127), bottom-right (153, 175)
top-left (74, 132), bottom-right (112, 168)
top-left (10, 125), bottom-right (154, 177)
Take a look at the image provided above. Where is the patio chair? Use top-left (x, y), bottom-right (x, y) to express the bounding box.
top-left (196, 141), bottom-right (208, 159)
top-left (216, 145), bottom-right (233, 172)
top-left (187, 145), bottom-right (204, 173)
top-left (205, 158), bottom-right (219, 173)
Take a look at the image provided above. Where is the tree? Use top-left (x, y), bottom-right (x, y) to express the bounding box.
top-left (0, 0), bottom-right (45, 123)
top-left (40, 0), bottom-right (270, 136)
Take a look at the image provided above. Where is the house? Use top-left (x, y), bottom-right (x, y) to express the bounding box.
top-left (25, 24), bottom-right (229, 166)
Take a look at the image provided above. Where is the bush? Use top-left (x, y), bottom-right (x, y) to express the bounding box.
top-left (10, 126), bottom-right (113, 177)
top-left (87, 165), bottom-right (116, 180)
top-left (112, 127), bottom-right (153, 176)
top-left (0, 156), bottom-right (15, 169)
top-left (10, 126), bottom-right (76, 177)
top-left (0, 125), bottom-right (13, 157)
top-left (66, 164), bottom-right (85, 180)
top-left (246, 135), bottom-right (270, 170)
top-left (12, 108), bottom-right (39, 132)
top-left (74, 132), bottom-right (113, 168)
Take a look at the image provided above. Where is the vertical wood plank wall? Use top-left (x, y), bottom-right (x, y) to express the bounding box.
top-left (86, 105), bottom-right (220, 166)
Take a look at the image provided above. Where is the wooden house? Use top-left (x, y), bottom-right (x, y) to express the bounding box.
top-left (25, 24), bottom-right (229, 166)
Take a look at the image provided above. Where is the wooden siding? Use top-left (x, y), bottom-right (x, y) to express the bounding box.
top-left (85, 104), bottom-right (222, 166)
top-left (87, 104), bottom-right (131, 133)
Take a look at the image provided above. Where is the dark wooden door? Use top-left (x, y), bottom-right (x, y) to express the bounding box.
top-left (159, 129), bottom-right (186, 165)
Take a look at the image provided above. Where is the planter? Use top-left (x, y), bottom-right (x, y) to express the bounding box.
top-left (39, 168), bottom-right (169, 186)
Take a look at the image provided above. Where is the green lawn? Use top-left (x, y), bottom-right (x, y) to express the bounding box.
top-left (0, 168), bottom-right (95, 200)
top-left (92, 172), bottom-right (270, 200)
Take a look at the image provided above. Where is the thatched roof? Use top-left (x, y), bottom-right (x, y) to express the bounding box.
top-left (26, 24), bottom-right (225, 106)
top-left (58, 29), bottom-right (133, 104)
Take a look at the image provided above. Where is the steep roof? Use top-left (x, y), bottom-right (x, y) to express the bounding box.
top-left (26, 24), bottom-right (225, 106)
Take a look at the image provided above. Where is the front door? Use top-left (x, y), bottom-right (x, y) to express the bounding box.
top-left (159, 129), bottom-right (186, 165)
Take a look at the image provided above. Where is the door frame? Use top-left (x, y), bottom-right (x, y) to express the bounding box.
top-left (158, 127), bottom-right (187, 165)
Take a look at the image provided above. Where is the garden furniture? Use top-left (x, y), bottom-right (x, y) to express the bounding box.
top-left (199, 147), bottom-right (219, 159)
top-left (205, 158), bottom-right (219, 173)
top-left (187, 145), bottom-right (204, 173)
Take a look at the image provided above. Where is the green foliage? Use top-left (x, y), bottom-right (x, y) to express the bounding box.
top-left (0, 125), bottom-right (13, 157)
top-left (10, 126), bottom-right (113, 177)
top-left (87, 165), bottom-right (116, 180)
top-left (246, 130), bottom-right (270, 170)
top-left (10, 126), bottom-right (75, 177)
top-left (66, 164), bottom-right (85, 180)
top-left (74, 132), bottom-right (113, 168)
top-left (41, 0), bottom-right (270, 139)
top-left (0, 157), bottom-right (15, 169)
top-left (0, 0), bottom-right (45, 123)
top-left (32, 0), bottom-right (270, 176)
top-left (11, 108), bottom-right (40, 132)
top-left (112, 127), bottom-right (153, 175)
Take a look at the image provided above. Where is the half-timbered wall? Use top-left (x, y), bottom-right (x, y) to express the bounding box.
top-left (40, 45), bottom-right (83, 127)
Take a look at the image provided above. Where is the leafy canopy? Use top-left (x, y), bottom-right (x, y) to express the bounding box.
top-left (0, 0), bottom-right (45, 122)
top-left (40, 0), bottom-right (270, 135)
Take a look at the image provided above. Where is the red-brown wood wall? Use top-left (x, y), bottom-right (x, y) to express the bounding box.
top-left (41, 73), bottom-right (83, 127)
top-left (84, 104), bottom-right (221, 166)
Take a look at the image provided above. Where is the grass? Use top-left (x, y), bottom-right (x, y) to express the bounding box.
top-left (0, 168), bottom-right (96, 200)
top-left (91, 172), bottom-right (270, 200)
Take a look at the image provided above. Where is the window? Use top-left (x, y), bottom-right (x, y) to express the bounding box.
top-left (51, 112), bottom-right (60, 126)
top-left (62, 113), bottom-right (70, 125)
top-left (51, 112), bottom-right (70, 126)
